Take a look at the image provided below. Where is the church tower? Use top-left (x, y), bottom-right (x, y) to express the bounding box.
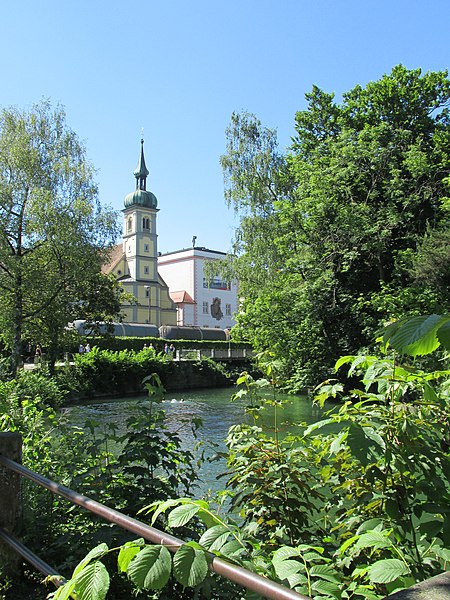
top-left (105, 140), bottom-right (176, 327)
top-left (123, 139), bottom-right (158, 286)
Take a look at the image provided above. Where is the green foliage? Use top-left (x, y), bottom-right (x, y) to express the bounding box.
top-left (49, 498), bottom-right (251, 600)
top-left (55, 347), bottom-right (234, 400)
top-left (1, 364), bottom-right (207, 598)
top-left (0, 99), bottom-right (119, 375)
top-left (220, 66), bottom-right (450, 389)
top-left (220, 325), bottom-right (450, 598)
top-left (111, 373), bottom-right (199, 514)
top-left (7, 317), bottom-right (450, 600)
top-left (0, 368), bottom-right (64, 409)
top-left (225, 368), bottom-right (326, 548)
top-left (382, 313), bottom-right (450, 357)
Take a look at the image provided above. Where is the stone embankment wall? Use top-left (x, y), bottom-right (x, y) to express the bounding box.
top-left (66, 358), bottom-right (255, 402)
top-left (157, 360), bottom-right (233, 391)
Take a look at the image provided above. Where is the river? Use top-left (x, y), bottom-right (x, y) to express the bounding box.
top-left (63, 386), bottom-right (323, 497)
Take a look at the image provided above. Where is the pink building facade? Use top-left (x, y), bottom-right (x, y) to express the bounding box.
top-left (157, 247), bottom-right (238, 329)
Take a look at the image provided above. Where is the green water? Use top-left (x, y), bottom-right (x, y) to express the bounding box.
top-left (63, 387), bottom-right (323, 496)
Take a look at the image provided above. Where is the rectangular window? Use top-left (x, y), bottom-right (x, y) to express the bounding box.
top-left (202, 301), bottom-right (209, 314)
top-left (144, 243), bottom-right (149, 252)
top-left (144, 266), bottom-right (149, 274)
top-left (225, 304), bottom-right (231, 316)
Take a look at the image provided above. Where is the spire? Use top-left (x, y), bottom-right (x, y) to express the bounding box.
top-left (134, 138), bottom-right (149, 191)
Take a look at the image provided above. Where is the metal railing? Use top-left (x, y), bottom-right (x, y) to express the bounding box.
top-left (178, 346), bottom-right (251, 361)
top-left (0, 450), bottom-right (310, 600)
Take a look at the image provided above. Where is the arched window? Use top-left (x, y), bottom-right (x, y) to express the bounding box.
top-left (127, 217), bottom-right (132, 233)
top-left (143, 217), bottom-right (150, 231)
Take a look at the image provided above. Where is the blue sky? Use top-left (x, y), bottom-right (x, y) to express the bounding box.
top-left (1, 1), bottom-right (449, 254)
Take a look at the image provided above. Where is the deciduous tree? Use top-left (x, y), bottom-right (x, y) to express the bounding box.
top-left (221, 66), bottom-right (450, 389)
top-left (0, 100), bottom-right (119, 374)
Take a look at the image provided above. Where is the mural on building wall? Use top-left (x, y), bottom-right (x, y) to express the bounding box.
top-left (210, 297), bottom-right (223, 320)
top-left (203, 277), bottom-right (230, 290)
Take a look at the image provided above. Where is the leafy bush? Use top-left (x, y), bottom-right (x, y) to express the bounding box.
top-left (221, 318), bottom-right (450, 598)
top-left (64, 334), bottom-right (251, 355)
top-left (0, 369), bottom-right (65, 409)
top-left (56, 347), bottom-right (234, 400)
top-left (1, 371), bottom-right (206, 599)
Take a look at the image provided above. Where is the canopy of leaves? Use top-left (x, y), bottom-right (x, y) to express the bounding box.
top-left (220, 66), bottom-right (450, 389)
top-left (0, 100), bottom-right (120, 372)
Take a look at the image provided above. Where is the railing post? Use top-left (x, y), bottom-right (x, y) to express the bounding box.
top-left (0, 432), bottom-right (22, 577)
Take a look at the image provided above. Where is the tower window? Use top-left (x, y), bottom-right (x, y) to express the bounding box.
top-left (144, 266), bottom-right (149, 274)
top-left (226, 304), bottom-right (231, 316)
top-left (143, 217), bottom-right (150, 230)
top-left (144, 243), bottom-right (149, 252)
top-left (127, 217), bottom-right (132, 233)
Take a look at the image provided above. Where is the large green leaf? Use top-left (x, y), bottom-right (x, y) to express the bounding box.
top-left (309, 564), bottom-right (341, 583)
top-left (272, 546), bottom-right (302, 564)
top-left (51, 580), bottom-right (77, 600)
top-left (127, 545), bottom-right (172, 590)
top-left (219, 539), bottom-right (245, 558)
top-left (355, 531), bottom-right (392, 551)
top-left (367, 558), bottom-right (410, 583)
top-left (437, 321), bottom-right (450, 351)
top-left (199, 524), bottom-right (231, 551)
top-left (303, 418), bottom-right (336, 437)
top-left (168, 503), bottom-right (201, 528)
top-left (334, 355), bottom-right (356, 371)
top-left (386, 315), bottom-right (450, 357)
top-left (173, 542), bottom-right (209, 587)
top-left (149, 498), bottom-right (186, 525)
top-left (311, 578), bottom-right (341, 598)
top-left (273, 558), bottom-right (304, 580)
top-left (434, 547), bottom-right (450, 562)
top-left (347, 424), bottom-right (383, 466)
top-left (330, 430), bottom-right (347, 454)
top-left (73, 543), bottom-right (109, 577)
top-left (117, 539), bottom-right (144, 573)
top-left (75, 561), bottom-right (110, 600)
top-left (288, 572), bottom-right (308, 589)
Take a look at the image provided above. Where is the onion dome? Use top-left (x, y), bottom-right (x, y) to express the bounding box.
top-left (124, 139), bottom-right (158, 209)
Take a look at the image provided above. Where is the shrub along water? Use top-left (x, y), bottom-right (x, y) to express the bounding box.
top-left (55, 346), bottom-right (238, 401)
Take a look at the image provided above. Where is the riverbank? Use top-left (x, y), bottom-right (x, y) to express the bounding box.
top-left (52, 350), bottom-right (258, 403)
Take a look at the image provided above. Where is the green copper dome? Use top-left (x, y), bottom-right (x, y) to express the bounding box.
top-left (124, 139), bottom-right (158, 209)
top-left (124, 188), bottom-right (158, 209)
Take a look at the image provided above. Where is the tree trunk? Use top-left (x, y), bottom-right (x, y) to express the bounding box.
top-left (11, 273), bottom-right (23, 378)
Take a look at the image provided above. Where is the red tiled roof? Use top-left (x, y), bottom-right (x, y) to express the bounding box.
top-left (169, 290), bottom-right (195, 304)
top-left (102, 243), bottom-right (124, 274)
